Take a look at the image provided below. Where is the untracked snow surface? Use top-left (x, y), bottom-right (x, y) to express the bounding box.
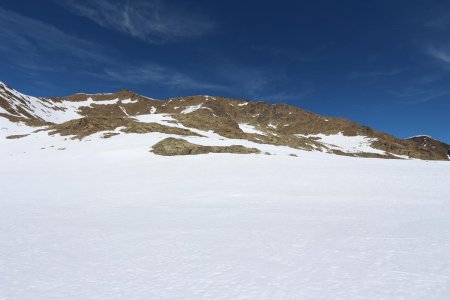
top-left (1, 133), bottom-right (450, 300)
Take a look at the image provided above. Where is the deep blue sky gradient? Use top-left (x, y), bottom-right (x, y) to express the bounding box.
top-left (0, 0), bottom-right (449, 142)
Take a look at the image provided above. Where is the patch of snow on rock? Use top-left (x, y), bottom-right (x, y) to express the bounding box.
top-left (134, 114), bottom-right (177, 126)
top-left (239, 123), bottom-right (267, 136)
top-left (121, 98), bottom-right (138, 104)
top-left (119, 107), bottom-right (129, 116)
top-left (181, 104), bottom-right (203, 114)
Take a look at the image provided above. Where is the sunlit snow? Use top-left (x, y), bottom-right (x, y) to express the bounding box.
top-left (121, 98), bottom-right (138, 104)
top-left (0, 131), bottom-right (449, 300)
top-left (180, 104), bottom-right (203, 114)
top-left (239, 123), bottom-right (267, 135)
top-left (297, 132), bottom-right (385, 154)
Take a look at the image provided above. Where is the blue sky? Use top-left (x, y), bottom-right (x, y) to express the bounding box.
top-left (0, 0), bottom-right (449, 142)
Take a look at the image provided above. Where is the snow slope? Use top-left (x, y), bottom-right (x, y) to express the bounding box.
top-left (0, 117), bottom-right (37, 138)
top-left (1, 131), bottom-right (450, 299)
top-left (297, 132), bottom-right (385, 154)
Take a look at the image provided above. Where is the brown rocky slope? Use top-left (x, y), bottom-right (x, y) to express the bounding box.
top-left (407, 136), bottom-right (450, 159)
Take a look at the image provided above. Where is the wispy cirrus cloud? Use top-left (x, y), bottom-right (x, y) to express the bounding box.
top-left (0, 5), bottom-right (221, 92)
top-left (427, 46), bottom-right (450, 64)
top-left (101, 63), bottom-right (225, 91)
top-left (202, 58), bottom-right (314, 102)
top-left (424, 10), bottom-right (450, 30)
top-left (388, 87), bottom-right (447, 105)
top-left (56, 0), bottom-right (215, 44)
top-left (0, 5), bottom-right (308, 99)
top-left (0, 6), bottom-right (110, 69)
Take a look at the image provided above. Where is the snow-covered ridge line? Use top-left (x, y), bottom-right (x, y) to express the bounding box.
top-left (68, 92), bottom-right (115, 97)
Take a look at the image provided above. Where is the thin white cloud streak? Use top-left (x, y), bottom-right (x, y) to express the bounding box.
top-left (424, 11), bottom-right (450, 30)
top-left (0, 6), bottom-right (222, 91)
top-left (388, 87), bottom-right (447, 105)
top-left (0, 6), bottom-right (109, 64)
top-left (427, 46), bottom-right (450, 64)
top-left (57, 0), bottom-right (215, 44)
top-left (102, 64), bottom-right (225, 91)
top-left (0, 5), bottom-right (308, 98)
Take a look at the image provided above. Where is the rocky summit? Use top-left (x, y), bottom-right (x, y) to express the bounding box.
top-left (1, 81), bottom-right (448, 160)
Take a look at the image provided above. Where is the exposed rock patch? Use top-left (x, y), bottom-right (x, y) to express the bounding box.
top-left (151, 138), bottom-right (260, 156)
top-left (5, 134), bottom-right (29, 139)
top-left (407, 136), bottom-right (450, 160)
top-left (48, 117), bottom-right (201, 139)
top-left (102, 132), bottom-right (120, 139)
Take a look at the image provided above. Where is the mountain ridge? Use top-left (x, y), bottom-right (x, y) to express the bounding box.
top-left (1, 81), bottom-right (448, 160)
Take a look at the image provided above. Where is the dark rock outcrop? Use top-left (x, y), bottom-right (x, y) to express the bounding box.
top-left (152, 138), bottom-right (260, 156)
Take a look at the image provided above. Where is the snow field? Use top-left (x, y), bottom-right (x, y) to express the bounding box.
top-left (1, 129), bottom-right (449, 299)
